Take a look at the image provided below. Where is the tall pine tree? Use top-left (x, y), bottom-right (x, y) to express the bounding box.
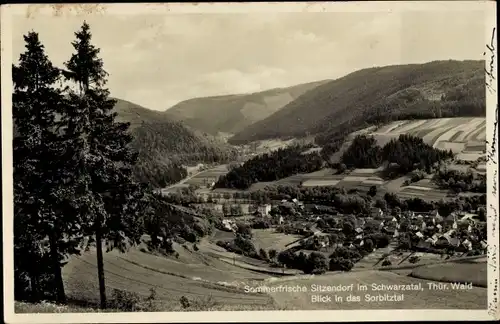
top-left (62, 21), bottom-right (146, 309)
top-left (13, 32), bottom-right (84, 304)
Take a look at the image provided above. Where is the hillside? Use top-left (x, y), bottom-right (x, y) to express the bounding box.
top-left (163, 80), bottom-right (329, 136)
top-left (229, 60), bottom-right (486, 145)
top-left (112, 99), bottom-right (238, 187)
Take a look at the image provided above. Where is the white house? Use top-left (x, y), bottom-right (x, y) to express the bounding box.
top-left (222, 219), bottom-right (237, 232)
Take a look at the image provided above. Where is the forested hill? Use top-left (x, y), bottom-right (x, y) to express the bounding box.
top-left (113, 99), bottom-right (238, 187)
top-left (163, 80), bottom-right (329, 135)
top-left (229, 60), bottom-right (486, 145)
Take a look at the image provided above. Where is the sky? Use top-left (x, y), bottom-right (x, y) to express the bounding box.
top-left (10, 8), bottom-right (487, 111)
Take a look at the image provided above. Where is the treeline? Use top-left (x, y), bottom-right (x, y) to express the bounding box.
top-left (432, 169), bottom-right (487, 193)
top-left (13, 25), bottom-right (149, 308)
top-left (230, 60), bottom-right (485, 145)
top-left (316, 76), bottom-right (485, 148)
top-left (214, 145), bottom-right (324, 189)
top-left (340, 134), bottom-right (454, 174)
top-left (144, 193), bottom-right (216, 250)
top-left (131, 122), bottom-right (238, 187)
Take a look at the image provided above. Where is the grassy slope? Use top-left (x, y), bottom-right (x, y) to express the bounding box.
top-left (229, 60), bottom-right (485, 144)
top-left (61, 246), bottom-right (273, 309)
top-left (163, 80), bottom-right (329, 135)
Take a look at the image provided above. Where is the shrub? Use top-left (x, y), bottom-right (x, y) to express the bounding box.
top-left (363, 238), bottom-right (375, 252)
top-left (193, 244), bottom-right (199, 251)
top-left (381, 259), bottom-right (392, 266)
top-left (269, 249), bottom-right (278, 260)
top-left (145, 287), bottom-right (157, 306)
top-left (302, 252), bottom-right (328, 274)
top-left (234, 234), bottom-right (257, 255)
top-left (329, 257), bottom-right (354, 272)
top-left (252, 220), bottom-right (271, 229)
top-left (408, 255), bottom-right (420, 264)
top-left (269, 261), bottom-right (282, 268)
top-left (259, 248), bottom-right (269, 261)
top-left (366, 233), bottom-right (391, 248)
top-left (180, 296), bottom-right (190, 309)
top-left (190, 295), bottom-right (218, 310)
top-left (109, 289), bottom-right (141, 311)
top-left (330, 246), bottom-right (361, 261)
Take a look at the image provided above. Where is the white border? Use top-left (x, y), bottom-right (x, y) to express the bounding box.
top-left (1, 2), bottom-right (498, 323)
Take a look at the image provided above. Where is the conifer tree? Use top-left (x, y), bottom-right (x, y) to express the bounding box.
top-left (62, 21), bottom-right (146, 309)
top-left (13, 32), bottom-right (83, 303)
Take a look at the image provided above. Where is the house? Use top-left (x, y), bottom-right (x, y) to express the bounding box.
top-left (370, 207), bottom-right (384, 218)
top-left (461, 239), bottom-right (473, 251)
top-left (459, 213), bottom-right (479, 224)
top-left (222, 219), bottom-right (237, 232)
top-left (415, 231), bottom-right (424, 239)
top-left (480, 240), bottom-right (488, 250)
top-left (355, 227), bottom-right (364, 234)
top-left (257, 204), bottom-right (272, 217)
top-left (278, 215), bottom-right (284, 225)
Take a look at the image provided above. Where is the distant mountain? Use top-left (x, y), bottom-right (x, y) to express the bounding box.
top-left (229, 60), bottom-right (486, 145)
top-left (113, 99), bottom-right (238, 187)
top-left (163, 80), bottom-right (330, 136)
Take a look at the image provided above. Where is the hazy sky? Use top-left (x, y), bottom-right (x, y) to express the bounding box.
top-left (11, 9), bottom-right (487, 111)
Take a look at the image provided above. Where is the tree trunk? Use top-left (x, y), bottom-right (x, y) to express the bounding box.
top-left (49, 234), bottom-right (66, 304)
top-left (95, 214), bottom-right (107, 309)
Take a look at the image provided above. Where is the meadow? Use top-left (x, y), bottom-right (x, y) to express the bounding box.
top-left (371, 117), bottom-right (485, 156)
top-left (242, 117), bottom-right (486, 201)
top-left (183, 165), bottom-right (230, 187)
top-left (61, 244), bottom-right (274, 310)
top-left (251, 228), bottom-right (303, 252)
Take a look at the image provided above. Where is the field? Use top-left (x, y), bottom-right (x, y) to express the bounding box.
top-left (61, 244), bottom-right (274, 310)
top-left (268, 269), bottom-right (487, 310)
top-left (251, 229), bottom-right (303, 252)
top-left (396, 178), bottom-right (449, 200)
top-left (242, 118), bottom-right (486, 200)
top-left (370, 117), bottom-right (486, 157)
